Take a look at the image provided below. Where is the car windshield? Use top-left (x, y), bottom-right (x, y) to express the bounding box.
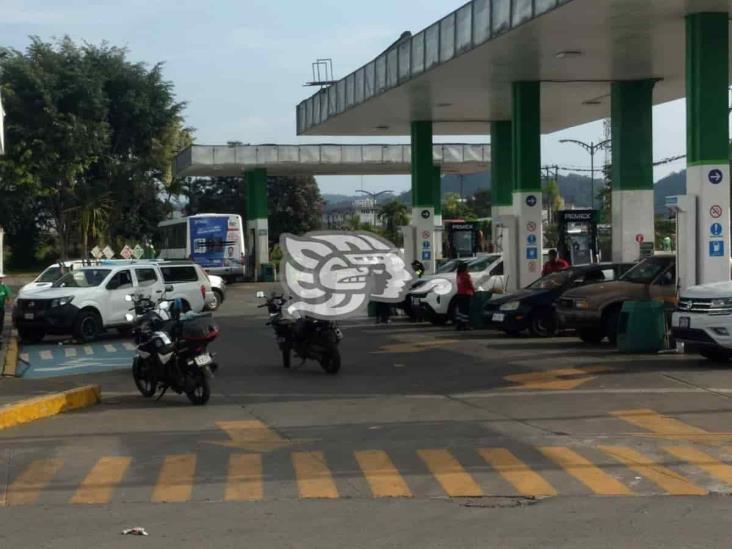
top-left (52, 269), bottom-right (110, 288)
top-left (436, 260), bottom-right (460, 274)
top-left (620, 257), bottom-right (672, 284)
top-left (468, 255), bottom-right (500, 273)
top-left (528, 269), bottom-right (576, 290)
top-left (36, 266), bottom-right (65, 283)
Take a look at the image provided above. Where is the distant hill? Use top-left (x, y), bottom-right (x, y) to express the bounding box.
top-left (322, 169), bottom-right (690, 214)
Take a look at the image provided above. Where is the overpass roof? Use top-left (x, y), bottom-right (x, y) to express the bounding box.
top-left (173, 143), bottom-right (490, 177)
top-left (296, 0), bottom-right (732, 136)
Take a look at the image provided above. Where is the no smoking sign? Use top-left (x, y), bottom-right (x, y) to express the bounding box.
top-left (710, 205), bottom-right (724, 219)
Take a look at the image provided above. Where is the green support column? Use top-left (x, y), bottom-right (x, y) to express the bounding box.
top-left (686, 12), bottom-right (730, 285)
top-left (245, 168), bottom-right (269, 280)
top-left (611, 80), bottom-right (655, 262)
top-left (512, 82), bottom-right (542, 288)
top-left (410, 121), bottom-right (436, 271)
top-left (411, 121), bottom-right (434, 208)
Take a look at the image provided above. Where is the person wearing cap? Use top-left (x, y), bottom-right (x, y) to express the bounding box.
top-left (0, 274), bottom-right (10, 336)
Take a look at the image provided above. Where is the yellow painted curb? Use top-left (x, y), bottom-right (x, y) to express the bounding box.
top-left (2, 333), bottom-right (19, 377)
top-left (0, 385), bottom-right (101, 430)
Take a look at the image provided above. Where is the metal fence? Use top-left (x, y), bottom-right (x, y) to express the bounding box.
top-left (297, 0), bottom-right (572, 134)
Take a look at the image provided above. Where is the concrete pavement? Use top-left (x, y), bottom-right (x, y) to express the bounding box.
top-left (2, 284), bottom-right (732, 546)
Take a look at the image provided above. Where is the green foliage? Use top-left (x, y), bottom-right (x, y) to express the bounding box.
top-left (377, 200), bottom-right (409, 245)
top-left (0, 37), bottom-right (187, 266)
top-left (655, 215), bottom-right (675, 249)
top-left (465, 189), bottom-right (492, 218)
top-left (442, 193), bottom-right (475, 220)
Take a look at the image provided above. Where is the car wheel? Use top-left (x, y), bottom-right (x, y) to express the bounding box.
top-left (578, 328), bottom-right (604, 344)
top-left (604, 308), bottom-right (621, 345)
top-left (74, 310), bottom-right (102, 342)
top-left (18, 327), bottom-right (45, 344)
top-left (210, 289), bottom-right (224, 311)
top-left (699, 348), bottom-right (732, 362)
top-left (529, 310), bottom-right (558, 338)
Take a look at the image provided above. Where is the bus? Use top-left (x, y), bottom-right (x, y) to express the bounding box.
top-left (158, 214), bottom-right (247, 279)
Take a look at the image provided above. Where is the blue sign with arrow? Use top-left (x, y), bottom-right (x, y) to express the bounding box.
top-left (709, 169), bottom-right (723, 185)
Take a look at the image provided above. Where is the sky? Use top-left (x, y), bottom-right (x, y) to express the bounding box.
top-left (0, 0), bottom-right (691, 196)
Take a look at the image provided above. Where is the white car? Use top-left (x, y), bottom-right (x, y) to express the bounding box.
top-left (672, 281), bottom-right (732, 361)
top-left (13, 261), bottom-right (214, 343)
top-left (409, 254), bottom-right (505, 325)
top-left (21, 260), bottom-right (90, 292)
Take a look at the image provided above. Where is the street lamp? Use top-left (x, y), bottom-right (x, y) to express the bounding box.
top-left (559, 139), bottom-right (611, 210)
top-left (356, 189), bottom-right (393, 228)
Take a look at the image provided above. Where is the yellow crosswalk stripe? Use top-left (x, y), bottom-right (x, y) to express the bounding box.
top-left (70, 457), bottom-right (131, 504)
top-left (84, 345), bottom-right (94, 355)
top-left (417, 449), bottom-right (483, 497)
top-left (64, 348), bottom-right (77, 358)
top-left (104, 344), bottom-right (117, 353)
top-left (664, 446), bottom-right (732, 486)
top-left (292, 451), bottom-right (339, 499)
top-left (612, 409), bottom-right (726, 444)
top-left (225, 454), bottom-right (263, 501)
top-left (355, 450), bottom-right (412, 498)
top-left (539, 447), bottom-right (632, 496)
top-left (599, 446), bottom-right (707, 495)
top-left (478, 448), bottom-right (557, 497)
top-left (4, 459), bottom-right (64, 506)
top-left (151, 454), bottom-right (196, 503)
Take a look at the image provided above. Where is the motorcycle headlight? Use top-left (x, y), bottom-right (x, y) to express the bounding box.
top-left (500, 301), bottom-right (521, 311)
top-left (124, 312), bottom-right (135, 322)
top-left (50, 296), bottom-right (74, 308)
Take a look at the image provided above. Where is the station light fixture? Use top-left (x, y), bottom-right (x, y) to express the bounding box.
top-left (555, 50), bottom-right (582, 59)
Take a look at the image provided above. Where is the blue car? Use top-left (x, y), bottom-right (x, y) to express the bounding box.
top-left (483, 263), bottom-right (633, 337)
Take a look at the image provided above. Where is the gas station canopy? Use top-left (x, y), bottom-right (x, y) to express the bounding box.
top-left (296, 0), bottom-right (732, 136)
top-left (173, 143), bottom-right (490, 177)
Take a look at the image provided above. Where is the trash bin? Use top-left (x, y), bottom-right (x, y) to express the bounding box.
top-left (469, 291), bottom-right (493, 329)
top-left (259, 263), bottom-right (275, 282)
top-left (617, 300), bottom-right (666, 353)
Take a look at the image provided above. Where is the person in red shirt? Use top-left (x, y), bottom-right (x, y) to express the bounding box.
top-left (455, 261), bottom-right (475, 330)
top-left (542, 249), bottom-right (570, 277)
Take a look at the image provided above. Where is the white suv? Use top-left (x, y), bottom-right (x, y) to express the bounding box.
top-left (672, 281), bottom-right (732, 361)
top-left (14, 262), bottom-right (213, 343)
top-left (408, 254), bottom-right (505, 325)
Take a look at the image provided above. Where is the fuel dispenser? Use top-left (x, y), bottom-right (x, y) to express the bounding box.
top-left (666, 195), bottom-right (697, 291)
top-left (557, 209), bottom-right (599, 265)
top-left (445, 221), bottom-right (478, 259)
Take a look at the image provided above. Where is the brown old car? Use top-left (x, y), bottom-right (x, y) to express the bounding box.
top-left (556, 255), bottom-right (676, 344)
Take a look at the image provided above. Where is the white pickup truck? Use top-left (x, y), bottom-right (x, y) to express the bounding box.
top-left (672, 281), bottom-right (732, 361)
top-left (13, 261), bottom-right (215, 343)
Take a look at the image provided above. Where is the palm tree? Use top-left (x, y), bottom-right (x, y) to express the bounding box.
top-left (69, 184), bottom-right (114, 260)
top-left (377, 200), bottom-right (409, 245)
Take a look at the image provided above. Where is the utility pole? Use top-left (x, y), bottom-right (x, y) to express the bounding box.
top-left (559, 139), bottom-right (611, 210)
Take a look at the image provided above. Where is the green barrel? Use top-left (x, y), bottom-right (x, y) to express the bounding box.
top-left (259, 263), bottom-right (275, 282)
top-left (469, 292), bottom-right (493, 329)
top-left (616, 301), bottom-right (666, 353)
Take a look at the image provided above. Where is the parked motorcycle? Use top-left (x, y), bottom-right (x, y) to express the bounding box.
top-left (257, 292), bottom-right (343, 374)
top-left (126, 291), bottom-right (219, 405)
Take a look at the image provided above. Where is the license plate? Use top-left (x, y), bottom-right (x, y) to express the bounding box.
top-left (679, 316), bottom-right (690, 329)
top-left (492, 313), bottom-right (505, 322)
top-left (24, 313), bottom-right (34, 320)
top-left (194, 354), bottom-right (212, 367)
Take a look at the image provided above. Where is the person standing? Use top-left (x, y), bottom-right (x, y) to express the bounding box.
top-left (542, 249), bottom-right (570, 277)
top-left (455, 262), bottom-right (475, 330)
top-left (0, 274), bottom-right (11, 336)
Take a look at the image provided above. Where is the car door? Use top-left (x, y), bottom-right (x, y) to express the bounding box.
top-left (649, 262), bottom-right (678, 310)
top-left (133, 267), bottom-right (164, 300)
top-left (160, 265), bottom-right (204, 311)
top-left (104, 269), bottom-right (134, 325)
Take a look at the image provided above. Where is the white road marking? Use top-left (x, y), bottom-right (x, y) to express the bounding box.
top-left (84, 346), bottom-right (94, 355)
top-left (123, 342), bottom-right (136, 351)
top-left (64, 348), bottom-right (77, 358)
top-left (39, 351), bottom-right (53, 360)
top-left (104, 344), bottom-right (117, 353)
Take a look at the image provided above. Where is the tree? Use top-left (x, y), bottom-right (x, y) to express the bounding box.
top-left (466, 189), bottom-right (492, 218)
top-left (442, 193), bottom-right (475, 219)
top-left (378, 200), bottom-right (409, 245)
top-left (266, 175), bottom-right (324, 242)
top-left (0, 37), bottom-right (186, 264)
top-left (544, 180), bottom-right (562, 224)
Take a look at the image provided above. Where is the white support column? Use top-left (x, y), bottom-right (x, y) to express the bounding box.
top-left (612, 189), bottom-right (655, 262)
